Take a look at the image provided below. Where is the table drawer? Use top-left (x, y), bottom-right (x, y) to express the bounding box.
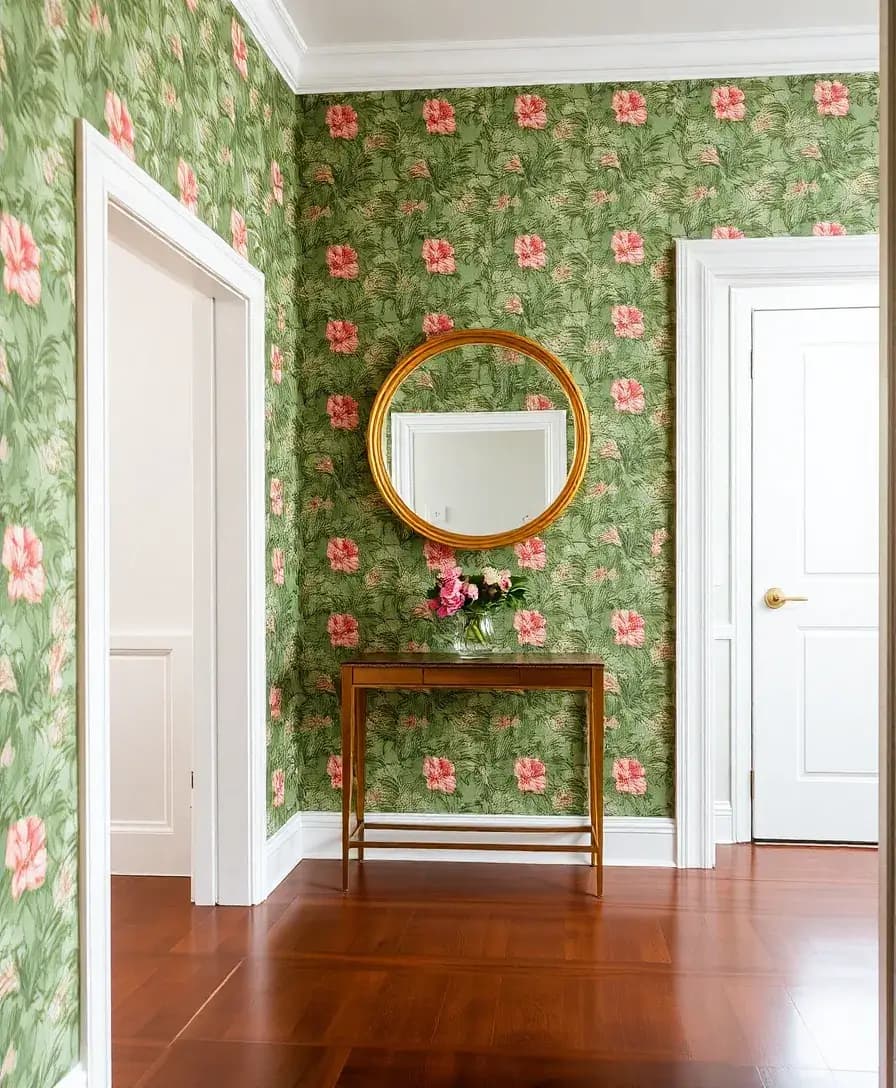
top-left (352, 666), bottom-right (424, 686)
top-left (422, 666), bottom-right (521, 686)
top-left (528, 667), bottom-right (594, 688)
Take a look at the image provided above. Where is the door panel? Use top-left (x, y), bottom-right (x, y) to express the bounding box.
top-left (752, 306), bottom-right (879, 843)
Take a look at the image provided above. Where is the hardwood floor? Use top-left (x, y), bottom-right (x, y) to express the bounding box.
top-left (112, 846), bottom-right (878, 1087)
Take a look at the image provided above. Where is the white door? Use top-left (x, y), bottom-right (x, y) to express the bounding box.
top-left (108, 213), bottom-right (213, 877)
top-left (752, 306), bottom-right (879, 843)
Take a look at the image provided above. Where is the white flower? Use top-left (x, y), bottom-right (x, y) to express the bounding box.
top-left (0, 657), bottom-right (16, 694)
top-left (482, 566), bottom-right (499, 585)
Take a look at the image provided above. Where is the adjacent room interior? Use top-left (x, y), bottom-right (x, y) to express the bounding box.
top-left (0, 1), bottom-right (890, 1087)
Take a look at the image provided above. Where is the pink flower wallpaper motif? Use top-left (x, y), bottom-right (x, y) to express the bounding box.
top-left (423, 98), bottom-right (456, 134)
top-left (2, 526), bottom-right (46, 604)
top-left (5, 816), bottom-right (47, 900)
top-left (423, 756), bottom-right (456, 794)
top-left (0, 214), bottom-right (42, 306)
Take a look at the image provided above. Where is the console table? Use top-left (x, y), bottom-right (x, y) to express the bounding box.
top-left (339, 653), bottom-right (605, 895)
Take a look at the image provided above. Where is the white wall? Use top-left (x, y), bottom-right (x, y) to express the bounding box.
top-left (107, 210), bottom-right (212, 876)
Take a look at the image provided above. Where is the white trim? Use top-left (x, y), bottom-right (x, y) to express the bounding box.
top-left (54, 1066), bottom-right (88, 1088)
top-left (300, 811), bottom-right (676, 868)
top-left (676, 236), bottom-right (880, 868)
top-left (230, 0), bottom-right (305, 92)
top-left (264, 811), bottom-right (305, 896)
top-left (295, 25), bottom-right (878, 93)
top-left (76, 119), bottom-right (267, 1088)
top-left (714, 802), bottom-right (734, 845)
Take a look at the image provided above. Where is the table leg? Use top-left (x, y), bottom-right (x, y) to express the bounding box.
top-left (588, 671), bottom-right (605, 897)
top-left (341, 669), bottom-right (353, 893)
top-left (354, 688), bottom-right (367, 862)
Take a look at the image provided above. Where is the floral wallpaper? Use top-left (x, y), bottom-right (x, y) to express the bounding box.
top-left (0, 1), bottom-right (296, 1084)
top-left (289, 76), bottom-right (879, 823)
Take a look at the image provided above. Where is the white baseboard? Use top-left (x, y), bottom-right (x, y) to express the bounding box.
top-left (55, 1066), bottom-right (88, 1088)
top-left (714, 801), bottom-right (735, 844)
top-left (264, 811), bottom-right (304, 896)
top-left (299, 811), bottom-right (676, 868)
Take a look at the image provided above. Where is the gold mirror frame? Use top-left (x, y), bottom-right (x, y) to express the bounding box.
top-left (367, 328), bottom-right (591, 550)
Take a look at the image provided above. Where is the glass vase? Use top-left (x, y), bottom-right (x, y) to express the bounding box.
top-left (450, 611), bottom-right (496, 656)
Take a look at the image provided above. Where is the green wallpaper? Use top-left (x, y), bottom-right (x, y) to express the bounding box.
top-left (0, 2), bottom-right (296, 1083)
top-left (289, 77), bottom-right (879, 823)
top-left (0, 6), bottom-right (881, 1080)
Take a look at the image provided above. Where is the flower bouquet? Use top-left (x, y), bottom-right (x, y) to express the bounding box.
top-left (427, 565), bottom-right (528, 655)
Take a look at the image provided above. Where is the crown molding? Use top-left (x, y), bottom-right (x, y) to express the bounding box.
top-left (295, 25), bottom-right (879, 94)
top-left (230, 0), bottom-right (305, 92)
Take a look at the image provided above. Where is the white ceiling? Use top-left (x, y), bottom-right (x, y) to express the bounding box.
top-left (234, 0), bottom-right (878, 93)
top-left (283, 0), bottom-right (876, 47)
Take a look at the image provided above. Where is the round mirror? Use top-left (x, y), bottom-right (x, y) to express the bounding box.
top-left (367, 329), bottom-right (590, 549)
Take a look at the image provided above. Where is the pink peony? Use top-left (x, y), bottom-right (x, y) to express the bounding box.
top-left (423, 756), bottom-right (456, 794)
top-left (813, 221), bottom-right (847, 236)
top-left (0, 215), bottom-right (41, 306)
top-left (515, 94), bottom-right (547, 129)
top-left (5, 817), bottom-right (47, 899)
top-left (271, 769), bottom-right (285, 807)
top-left (269, 686), bottom-right (282, 719)
top-left (270, 478), bottom-right (283, 515)
top-left (435, 570), bottom-right (466, 617)
top-left (270, 160), bottom-right (284, 205)
top-left (230, 208), bottom-right (248, 257)
top-left (422, 312), bottom-right (454, 338)
top-left (514, 234), bottom-right (546, 269)
top-left (325, 320), bottom-right (359, 354)
top-left (711, 225), bottom-right (745, 239)
top-left (104, 90), bottom-right (135, 159)
top-left (326, 244), bottom-right (358, 280)
top-left (525, 393), bottom-right (554, 411)
top-left (814, 80), bottom-right (849, 117)
top-left (327, 537), bottom-right (360, 573)
top-left (514, 609), bottom-right (547, 647)
top-left (231, 18), bottom-right (248, 79)
top-left (611, 609), bottom-right (645, 647)
top-left (613, 757), bottom-right (647, 795)
top-left (514, 757), bottom-right (546, 794)
top-left (326, 754), bottom-right (343, 789)
top-left (611, 304), bottom-right (644, 339)
top-left (2, 526), bottom-right (46, 604)
top-left (422, 238), bottom-right (456, 274)
top-left (610, 378), bottom-right (646, 414)
top-left (711, 86), bottom-right (746, 121)
top-left (326, 394), bottom-right (359, 430)
top-left (515, 537), bottom-right (546, 571)
top-left (177, 160), bottom-right (198, 214)
top-left (422, 98), bottom-right (456, 134)
top-left (327, 613), bottom-right (359, 648)
top-left (611, 230), bottom-right (644, 265)
top-left (612, 90), bottom-right (647, 125)
top-left (326, 104), bottom-right (358, 139)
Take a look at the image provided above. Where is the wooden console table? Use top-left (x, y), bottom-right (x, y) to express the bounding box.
top-left (340, 653), bottom-right (605, 895)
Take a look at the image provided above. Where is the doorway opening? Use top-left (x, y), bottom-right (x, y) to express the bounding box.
top-left (76, 119), bottom-right (267, 1088)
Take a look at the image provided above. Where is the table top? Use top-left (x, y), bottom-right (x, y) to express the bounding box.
top-left (340, 652), bottom-right (604, 667)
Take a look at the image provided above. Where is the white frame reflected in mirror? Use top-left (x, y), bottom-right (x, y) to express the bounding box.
top-left (389, 410), bottom-right (568, 535)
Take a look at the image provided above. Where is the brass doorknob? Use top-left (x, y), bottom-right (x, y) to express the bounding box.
top-left (764, 587), bottom-right (809, 609)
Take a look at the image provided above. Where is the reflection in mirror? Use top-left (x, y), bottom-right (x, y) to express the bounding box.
top-left (384, 343), bottom-right (574, 537)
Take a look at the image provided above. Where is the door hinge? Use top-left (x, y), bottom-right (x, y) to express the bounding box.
top-left (191, 770), bottom-right (194, 789)
top-left (749, 769), bottom-right (755, 799)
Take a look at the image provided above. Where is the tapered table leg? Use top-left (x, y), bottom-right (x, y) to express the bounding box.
top-left (340, 667), bottom-right (354, 893)
top-left (588, 668), bottom-right (605, 897)
top-left (354, 688), bottom-right (367, 862)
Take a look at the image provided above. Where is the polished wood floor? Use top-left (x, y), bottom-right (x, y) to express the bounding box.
top-left (112, 846), bottom-right (878, 1087)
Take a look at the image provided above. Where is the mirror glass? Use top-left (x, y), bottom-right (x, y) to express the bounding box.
top-left (382, 342), bottom-right (575, 537)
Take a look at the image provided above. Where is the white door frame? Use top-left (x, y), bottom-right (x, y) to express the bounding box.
top-left (675, 234), bottom-right (880, 868)
top-left (76, 119), bottom-right (267, 1088)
